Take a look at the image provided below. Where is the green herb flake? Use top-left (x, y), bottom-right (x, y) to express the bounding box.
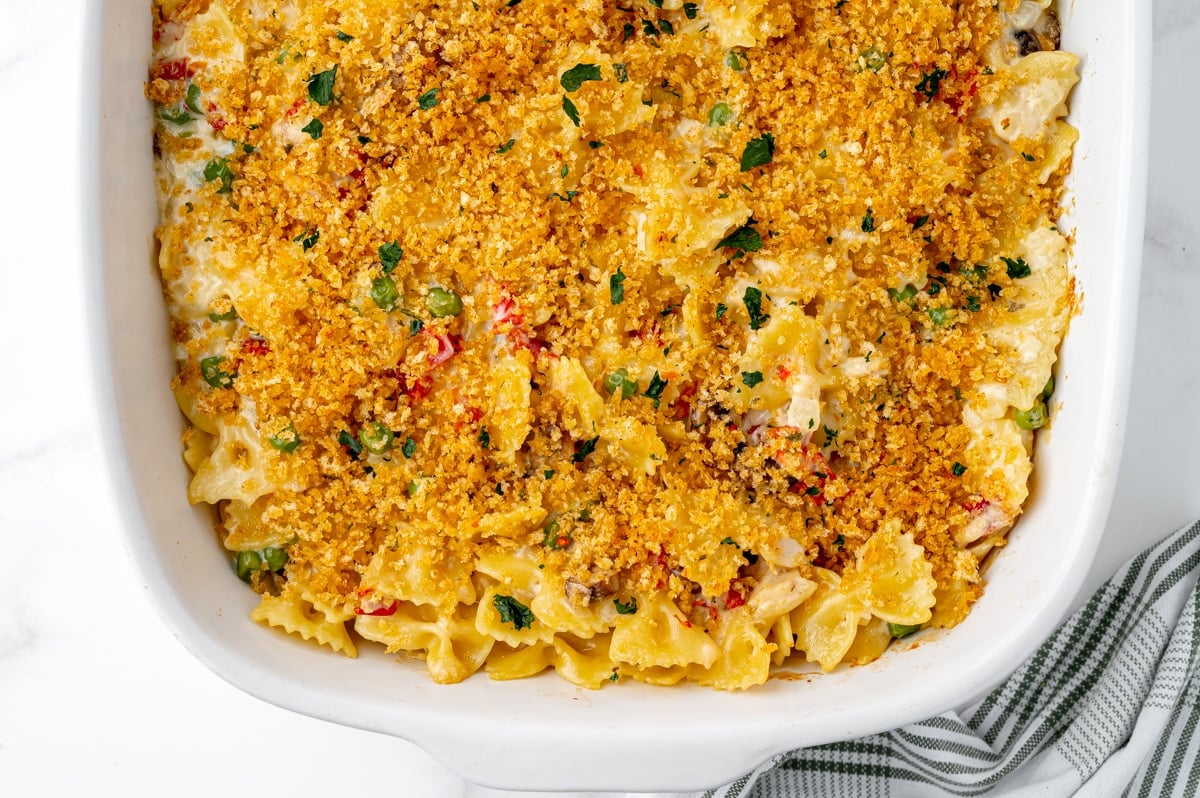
top-left (1003, 256), bottom-right (1032, 279)
top-left (818, 148), bottom-right (828, 159)
top-left (951, 462), bottom-right (967, 476)
top-left (715, 222), bottom-right (764, 256)
top-left (572, 435), bottom-right (600, 463)
top-left (966, 295), bottom-right (981, 313)
top-left (336, 30), bottom-right (354, 42)
top-left (307, 65), bottom-right (338, 106)
top-left (912, 214), bottom-right (930, 230)
top-left (589, 140), bottom-right (605, 149)
top-left (478, 427), bottom-right (491, 449)
top-left (742, 286), bottom-right (770, 330)
top-left (338, 429), bottom-right (363, 460)
top-left (915, 67), bottom-right (948, 101)
top-left (293, 227), bottom-right (319, 251)
top-left (379, 241), bottom-right (403, 273)
top-left (203, 157), bottom-right (235, 194)
top-left (613, 63), bottom-right (629, 83)
top-left (643, 371), bottom-right (668, 407)
top-left (560, 63), bottom-right (603, 92)
top-left (716, 302), bottom-right (728, 319)
top-left (208, 308), bottom-right (238, 323)
top-left (562, 94), bottom-right (581, 126)
top-left (741, 371), bottom-right (764, 388)
top-left (604, 368), bottom-right (638, 400)
top-left (610, 267), bottom-right (626, 305)
top-left (614, 597), bottom-right (638, 615)
top-left (544, 469), bottom-right (556, 480)
top-left (641, 18), bottom-right (659, 36)
top-left (739, 132), bottom-right (776, 171)
top-left (658, 18), bottom-right (675, 34)
top-left (401, 436), bottom-right (417, 459)
top-left (927, 306), bottom-right (950, 327)
top-left (861, 207), bottom-right (876, 233)
top-left (725, 50), bottom-right (746, 71)
top-left (496, 138), bottom-right (515, 154)
top-left (684, 2), bottom-right (699, 18)
top-left (475, 93), bottom-right (492, 103)
top-left (1022, 152), bottom-right (1035, 162)
top-left (493, 595), bottom-right (535, 630)
top-left (417, 88), bottom-right (439, 110)
top-left (301, 118), bottom-right (323, 139)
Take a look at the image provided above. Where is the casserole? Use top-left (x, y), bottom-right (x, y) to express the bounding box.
top-left (85, 0), bottom-right (1150, 790)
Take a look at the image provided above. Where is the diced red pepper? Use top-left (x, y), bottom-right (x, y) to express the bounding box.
top-left (429, 332), bottom-right (461, 368)
top-left (241, 337), bottom-right (270, 356)
top-left (354, 600), bottom-right (399, 617)
top-left (151, 58), bottom-right (193, 81)
top-left (724, 589), bottom-right (747, 610)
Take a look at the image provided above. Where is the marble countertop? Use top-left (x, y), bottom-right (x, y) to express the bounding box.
top-left (1, 0), bottom-right (1196, 794)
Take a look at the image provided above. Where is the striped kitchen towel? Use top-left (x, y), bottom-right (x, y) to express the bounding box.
top-left (700, 519), bottom-right (1200, 798)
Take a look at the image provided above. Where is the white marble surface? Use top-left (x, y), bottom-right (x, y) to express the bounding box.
top-left (0, 0), bottom-right (1196, 794)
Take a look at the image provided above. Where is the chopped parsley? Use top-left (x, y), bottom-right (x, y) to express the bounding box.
top-left (715, 222), bottom-right (764, 256)
top-left (716, 302), bottom-right (728, 319)
top-left (589, 140), bottom-right (605, 149)
top-left (478, 427), bottom-right (491, 449)
top-left (641, 18), bottom-right (660, 36)
top-left (572, 435), bottom-right (600, 463)
top-left (743, 286), bottom-right (770, 330)
top-left (544, 469), bottom-right (556, 480)
top-left (560, 63), bottom-right (602, 92)
top-left (613, 63), bottom-right (629, 83)
top-left (338, 429), bottom-right (363, 460)
top-left (294, 227), bottom-right (320, 251)
top-left (915, 67), bottom-right (948, 101)
top-left (952, 462), bottom-right (967, 476)
top-left (966, 295), bottom-right (981, 312)
top-left (818, 149), bottom-right (828, 159)
top-left (307, 66), bottom-right (338, 106)
top-left (861, 207), bottom-right (876, 233)
top-left (336, 30), bottom-right (354, 42)
top-left (417, 88), bottom-right (439, 109)
top-left (379, 241), bottom-right (403, 273)
top-left (1003, 256), bottom-right (1032, 279)
top-left (741, 371), bottom-right (764, 388)
top-left (562, 94), bottom-right (581, 126)
top-left (610, 267), bottom-right (626, 304)
top-left (912, 214), bottom-right (930, 230)
top-left (643, 371), bottom-right (668, 407)
top-left (614, 597), bottom-right (639, 615)
top-left (496, 138), bottom-right (515, 154)
top-left (401, 436), bottom-right (416, 459)
top-left (683, 2), bottom-right (699, 18)
top-left (740, 132), bottom-right (775, 171)
top-left (203, 157), bottom-right (235, 194)
top-left (301, 118), bottom-right (323, 139)
top-left (1022, 152), bottom-right (1035, 162)
top-left (475, 93), bottom-right (491, 103)
top-left (658, 18), bottom-right (675, 34)
top-left (493, 595), bottom-right (535, 630)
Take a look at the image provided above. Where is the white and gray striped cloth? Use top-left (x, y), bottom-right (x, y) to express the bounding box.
top-left (698, 519), bottom-right (1200, 797)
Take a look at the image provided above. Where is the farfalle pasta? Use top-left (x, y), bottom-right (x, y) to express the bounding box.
top-left (150, 0), bottom-right (1077, 689)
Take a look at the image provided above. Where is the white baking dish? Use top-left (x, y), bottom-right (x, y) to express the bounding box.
top-left (84, 0), bottom-right (1150, 791)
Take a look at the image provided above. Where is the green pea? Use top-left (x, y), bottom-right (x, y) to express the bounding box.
top-left (200, 355), bottom-right (233, 388)
top-left (262, 547), bottom-right (289, 572)
top-left (359, 422), bottom-right (394, 455)
top-left (268, 424), bottom-right (301, 453)
top-left (707, 102), bottom-right (732, 127)
top-left (426, 287), bottom-right (463, 318)
top-left (1015, 400), bottom-right (1048, 430)
top-left (1041, 375), bottom-right (1055, 400)
top-left (888, 622), bottom-right (921, 639)
top-left (371, 276), bottom-right (399, 310)
top-left (235, 550), bottom-right (262, 582)
top-left (888, 284), bottom-right (918, 303)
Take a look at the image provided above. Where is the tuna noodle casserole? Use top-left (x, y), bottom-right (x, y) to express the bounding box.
top-left (149, 0), bottom-right (1078, 688)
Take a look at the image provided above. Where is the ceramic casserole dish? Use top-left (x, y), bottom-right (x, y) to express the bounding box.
top-left (84, 0), bottom-right (1150, 790)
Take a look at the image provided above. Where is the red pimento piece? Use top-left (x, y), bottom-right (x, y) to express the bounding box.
top-left (400, 374), bottom-right (434, 402)
top-left (284, 97), bottom-right (305, 119)
top-left (354, 600), bottom-right (399, 617)
top-left (724, 589), bottom-right (747, 610)
top-left (428, 332), bottom-right (462, 368)
top-left (241, 337), bottom-right (270, 356)
top-left (151, 58), bottom-right (193, 81)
